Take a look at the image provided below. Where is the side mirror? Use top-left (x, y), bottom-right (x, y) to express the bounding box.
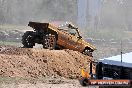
top-left (68, 24), bottom-right (78, 29)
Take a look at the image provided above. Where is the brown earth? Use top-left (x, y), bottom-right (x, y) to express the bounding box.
top-left (0, 45), bottom-right (93, 79)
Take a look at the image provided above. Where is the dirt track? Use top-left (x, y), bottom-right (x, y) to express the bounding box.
top-left (0, 45), bottom-right (95, 88)
top-left (0, 77), bottom-right (91, 88)
top-left (0, 45), bottom-right (92, 79)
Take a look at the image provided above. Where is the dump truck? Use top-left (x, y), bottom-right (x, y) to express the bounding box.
top-left (22, 21), bottom-right (96, 56)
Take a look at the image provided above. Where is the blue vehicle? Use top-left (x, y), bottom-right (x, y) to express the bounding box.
top-left (79, 53), bottom-right (132, 87)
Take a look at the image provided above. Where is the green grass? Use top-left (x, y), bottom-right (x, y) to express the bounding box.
top-left (0, 25), bottom-right (23, 30)
top-left (0, 75), bottom-right (64, 85)
top-left (0, 76), bottom-right (16, 84)
top-left (0, 76), bottom-right (27, 84)
top-left (0, 41), bottom-right (21, 46)
top-left (0, 76), bottom-right (36, 84)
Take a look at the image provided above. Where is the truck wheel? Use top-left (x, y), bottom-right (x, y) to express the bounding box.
top-left (79, 77), bottom-right (88, 86)
top-left (43, 34), bottom-right (56, 50)
top-left (22, 31), bottom-right (34, 48)
top-left (83, 49), bottom-right (93, 57)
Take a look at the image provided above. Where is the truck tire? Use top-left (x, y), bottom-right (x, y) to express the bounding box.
top-left (79, 77), bottom-right (89, 86)
top-left (83, 49), bottom-right (93, 57)
top-left (22, 31), bottom-right (34, 48)
top-left (43, 34), bottom-right (56, 50)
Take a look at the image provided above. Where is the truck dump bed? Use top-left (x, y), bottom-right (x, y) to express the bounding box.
top-left (28, 21), bottom-right (49, 30)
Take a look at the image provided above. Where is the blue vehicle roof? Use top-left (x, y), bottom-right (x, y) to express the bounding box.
top-left (99, 52), bottom-right (132, 68)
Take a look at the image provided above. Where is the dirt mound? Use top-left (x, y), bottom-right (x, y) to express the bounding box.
top-left (0, 45), bottom-right (92, 79)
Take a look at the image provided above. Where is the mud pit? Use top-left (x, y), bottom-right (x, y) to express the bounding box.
top-left (0, 45), bottom-right (92, 79)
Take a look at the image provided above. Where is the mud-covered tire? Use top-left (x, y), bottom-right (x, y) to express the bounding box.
top-left (79, 78), bottom-right (89, 86)
top-left (22, 31), bottom-right (34, 48)
top-left (83, 49), bottom-right (93, 57)
top-left (43, 34), bottom-right (56, 50)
